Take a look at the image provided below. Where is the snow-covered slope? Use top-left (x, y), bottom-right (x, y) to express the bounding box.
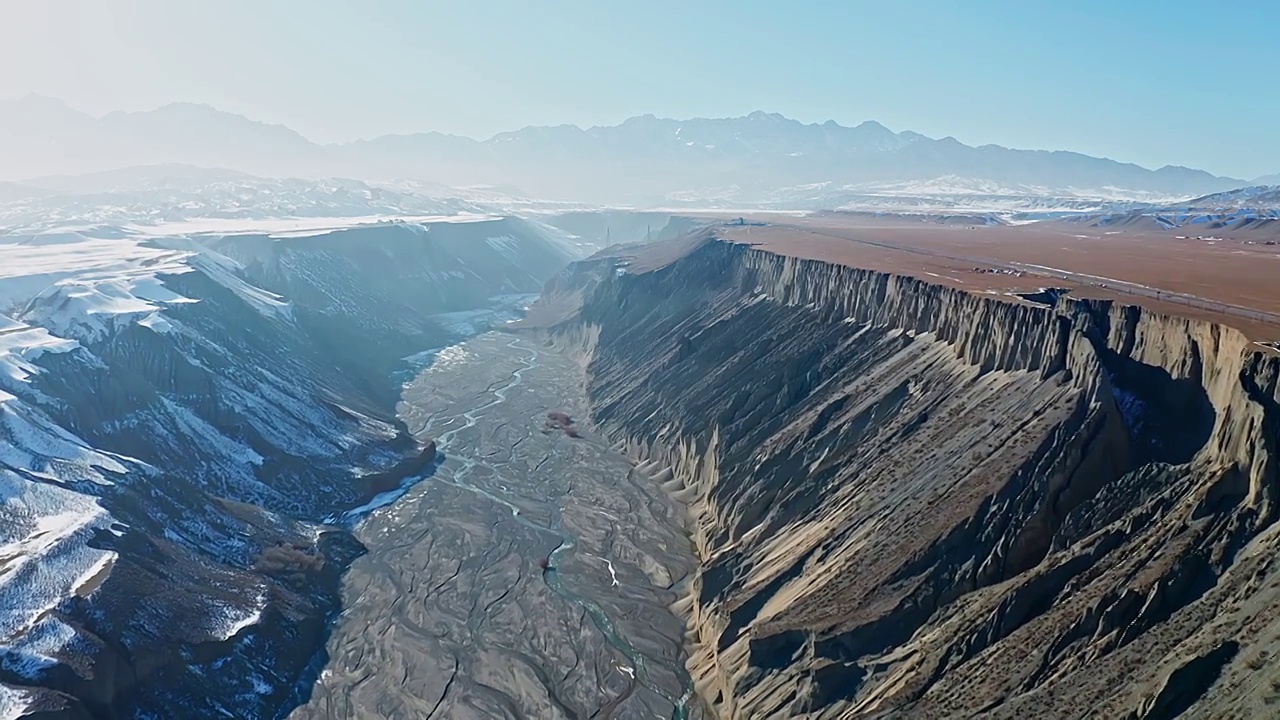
top-left (1063, 184), bottom-right (1280, 234)
top-left (0, 168), bottom-right (484, 235)
top-left (1183, 184), bottom-right (1280, 209)
top-left (0, 216), bottom-right (574, 717)
top-left (726, 176), bottom-right (1175, 219)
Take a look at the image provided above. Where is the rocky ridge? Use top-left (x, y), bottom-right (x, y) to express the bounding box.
top-left (529, 234), bottom-right (1280, 718)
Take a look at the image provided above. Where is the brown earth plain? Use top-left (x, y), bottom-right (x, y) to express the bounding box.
top-left (714, 213), bottom-right (1280, 343)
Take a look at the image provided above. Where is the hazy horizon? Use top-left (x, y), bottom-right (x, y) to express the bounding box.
top-left (0, 93), bottom-right (1212, 169)
top-left (3, 1), bottom-right (1279, 179)
top-left (1, 93), bottom-right (1270, 189)
top-left (5, 93), bottom-right (927, 145)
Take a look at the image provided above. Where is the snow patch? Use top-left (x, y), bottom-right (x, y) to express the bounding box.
top-left (0, 316), bottom-right (79, 388)
top-left (424, 344), bottom-right (473, 373)
top-left (485, 234), bottom-right (521, 261)
top-left (20, 271), bottom-right (198, 344)
top-left (332, 473), bottom-right (424, 525)
top-left (0, 684), bottom-right (32, 720)
top-left (185, 251), bottom-right (291, 320)
top-left (160, 397), bottom-right (265, 468)
top-left (214, 587), bottom-right (266, 641)
top-left (136, 312), bottom-right (174, 334)
top-left (0, 396), bottom-right (129, 478)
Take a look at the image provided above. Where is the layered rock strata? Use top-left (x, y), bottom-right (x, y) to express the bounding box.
top-left (532, 235), bottom-right (1280, 718)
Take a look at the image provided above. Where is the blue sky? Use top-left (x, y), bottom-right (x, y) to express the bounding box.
top-left (3, 0), bottom-right (1277, 178)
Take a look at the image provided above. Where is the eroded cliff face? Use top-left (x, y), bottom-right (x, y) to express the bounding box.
top-left (0, 218), bottom-right (573, 718)
top-left (533, 237), bottom-right (1280, 718)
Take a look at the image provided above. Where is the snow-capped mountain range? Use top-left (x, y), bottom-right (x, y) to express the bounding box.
top-left (1, 95), bottom-right (1266, 206)
top-left (1063, 184), bottom-right (1280, 233)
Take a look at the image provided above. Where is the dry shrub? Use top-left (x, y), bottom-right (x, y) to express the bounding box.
top-left (255, 544), bottom-right (325, 585)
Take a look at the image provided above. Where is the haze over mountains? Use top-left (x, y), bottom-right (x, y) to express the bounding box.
top-left (0, 94), bottom-right (1273, 206)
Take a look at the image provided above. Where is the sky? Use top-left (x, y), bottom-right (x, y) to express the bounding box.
top-left (2, 0), bottom-right (1278, 179)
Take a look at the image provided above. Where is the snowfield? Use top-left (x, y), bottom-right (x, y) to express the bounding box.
top-left (0, 319), bottom-right (79, 387)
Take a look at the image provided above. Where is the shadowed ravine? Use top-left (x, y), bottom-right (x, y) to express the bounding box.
top-left (290, 333), bottom-right (700, 720)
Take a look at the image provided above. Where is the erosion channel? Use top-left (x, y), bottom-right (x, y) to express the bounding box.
top-left (293, 333), bottom-right (700, 720)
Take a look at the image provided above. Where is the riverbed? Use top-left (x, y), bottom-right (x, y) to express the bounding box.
top-left (290, 332), bottom-right (700, 719)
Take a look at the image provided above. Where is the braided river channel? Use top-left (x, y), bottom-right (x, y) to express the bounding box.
top-left (291, 332), bottom-right (700, 720)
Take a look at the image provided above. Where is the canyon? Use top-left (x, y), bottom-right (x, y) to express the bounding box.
top-left (3, 207), bottom-right (1280, 719)
top-left (525, 228), bottom-right (1280, 718)
top-left (291, 334), bottom-right (698, 719)
top-left (0, 216), bottom-right (592, 718)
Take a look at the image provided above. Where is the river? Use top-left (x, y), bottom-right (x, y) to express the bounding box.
top-left (290, 332), bottom-right (700, 719)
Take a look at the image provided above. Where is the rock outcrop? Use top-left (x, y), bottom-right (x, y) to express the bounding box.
top-left (530, 235), bottom-right (1280, 718)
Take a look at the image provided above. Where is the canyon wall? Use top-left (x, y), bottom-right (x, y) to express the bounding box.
top-left (534, 236), bottom-right (1280, 718)
top-left (0, 218), bottom-right (571, 718)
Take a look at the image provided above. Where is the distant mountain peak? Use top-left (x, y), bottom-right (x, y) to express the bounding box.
top-left (159, 100), bottom-right (220, 111)
top-left (16, 92), bottom-right (75, 108)
top-left (854, 120), bottom-right (890, 131)
top-left (3, 93), bottom-right (92, 119)
top-left (0, 97), bottom-right (1250, 203)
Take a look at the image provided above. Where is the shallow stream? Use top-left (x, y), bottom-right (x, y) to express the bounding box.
top-left (291, 332), bottom-right (698, 719)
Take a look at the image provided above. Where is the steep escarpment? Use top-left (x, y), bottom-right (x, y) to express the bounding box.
top-left (533, 236), bottom-right (1280, 718)
top-left (541, 211), bottom-right (708, 251)
top-left (207, 217), bottom-right (573, 405)
top-left (0, 218), bottom-right (574, 718)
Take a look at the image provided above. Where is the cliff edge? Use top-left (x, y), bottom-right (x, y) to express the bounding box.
top-left (528, 235), bottom-right (1280, 719)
